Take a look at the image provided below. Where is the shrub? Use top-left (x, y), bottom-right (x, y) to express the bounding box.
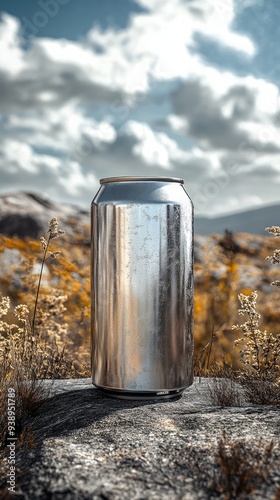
top-left (210, 433), bottom-right (277, 499)
top-left (232, 291), bottom-right (280, 380)
top-left (179, 433), bottom-right (278, 499)
top-left (0, 219), bottom-right (77, 453)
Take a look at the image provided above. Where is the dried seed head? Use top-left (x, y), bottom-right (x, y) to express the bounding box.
top-left (40, 236), bottom-right (48, 250)
top-left (0, 296), bottom-right (10, 318)
top-left (48, 251), bottom-right (61, 259)
top-left (232, 290), bottom-right (280, 374)
top-left (271, 280), bottom-right (280, 288)
top-left (14, 304), bottom-right (30, 323)
top-left (266, 226), bottom-right (280, 238)
top-left (47, 218), bottom-right (65, 239)
top-left (266, 249), bottom-right (280, 265)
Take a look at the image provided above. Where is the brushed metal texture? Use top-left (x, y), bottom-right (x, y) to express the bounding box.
top-left (91, 177), bottom-right (194, 398)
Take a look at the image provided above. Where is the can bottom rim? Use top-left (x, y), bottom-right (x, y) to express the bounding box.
top-left (95, 386), bottom-right (184, 400)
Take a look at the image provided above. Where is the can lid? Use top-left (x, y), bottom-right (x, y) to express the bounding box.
top-left (100, 176), bottom-right (184, 184)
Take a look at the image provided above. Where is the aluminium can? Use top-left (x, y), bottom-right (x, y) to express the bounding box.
top-left (91, 176), bottom-right (194, 400)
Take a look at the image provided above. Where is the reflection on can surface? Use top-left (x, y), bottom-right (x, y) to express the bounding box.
top-left (91, 177), bottom-right (194, 399)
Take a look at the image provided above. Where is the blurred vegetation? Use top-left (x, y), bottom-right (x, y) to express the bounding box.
top-left (194, 229), bottom-right (280, 374)
top-left (0, 222), bottom-right (280, 378)
top-left (0, 218), bottom-right (90, 379)
top-left (0, 218), bottom-right (89, 456)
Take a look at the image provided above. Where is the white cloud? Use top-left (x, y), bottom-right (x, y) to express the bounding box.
top-left (0, 0), bottom-right (256, 114)
top-left (0, 136), bottom-right (99, 203)
top-left (71, 120), bottom-right (221, 190)
top-left (1, 139), bottom-right (37, 173)
top-left (169, 70), bottom-right (280, 152)
top-left (86, 0), bottom-right (256, 90)
top-left (1, 107), bottom-right (279, 214)
top-left (5, 103), bottom-right (117, 157)
top-left (134, 0), bottom-right (255, 54)
top-left (0, 15), bottom-right (124, 114)
top-left (121, 121), bottom-right (181, 169)
top-left (0, 14), bottom-right (25, 75)
top-left (0, 1), bottom-right (279, 216)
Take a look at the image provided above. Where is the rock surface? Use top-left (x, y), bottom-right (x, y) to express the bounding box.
top-left (9, 378), bottom-right (280, 499)
top-left (0, 192), bottom-right (88, 238)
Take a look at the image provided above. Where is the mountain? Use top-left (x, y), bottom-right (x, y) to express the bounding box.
top-left (195, 204), bottom-right (280, 235)
top-left (0, 192), bottom-right (89, 239)
top-left (0, 192), bottom-right (279, 237)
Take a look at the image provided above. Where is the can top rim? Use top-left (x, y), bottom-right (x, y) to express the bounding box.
top-left (100, 176), bottom-right (184, 185)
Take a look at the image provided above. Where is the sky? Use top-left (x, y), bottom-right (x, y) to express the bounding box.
top-left (0, 0), bottom-right (279, 215)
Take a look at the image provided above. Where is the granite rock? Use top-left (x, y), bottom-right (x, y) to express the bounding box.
top-left (5, 378), bottom-right (280, 500)
top-left (0, 192), bottom-right (88, 239)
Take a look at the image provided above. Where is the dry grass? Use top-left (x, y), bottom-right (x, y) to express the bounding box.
top-left (206, 365), bottom-right (244, 407)
top-left (240, 375), bottom-right (280, 405)
top-left (208, 377), bottom-right (243, 407)
top-left (205, 364), bottom-right (280, 407)
top-left (194, 228), bottom-right (280, 369)
top-left (0, 222), bottom-right (91, 376)
top-left (1, 225), bottom-right (280, 376)
top-left (211, 433), bottom-right (277, 499)
top-left (185, 432), bottom-right (279, 499)
top-left (0, 374), bottom-right (48, 449)
top-left (0, 364), bottom-right (50, 492)
top-left (195, 226), bottom-right (280, 407)
top-left (0, 218), bottom-right (79, 459)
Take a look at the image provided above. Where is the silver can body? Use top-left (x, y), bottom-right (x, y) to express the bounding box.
top-left (91, 177), bottom-right (194, 400)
